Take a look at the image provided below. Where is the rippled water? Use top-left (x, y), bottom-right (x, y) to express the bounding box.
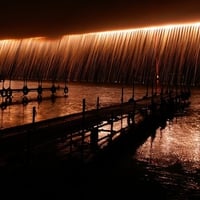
top-left (0, 81), bottom-right (145, 128)
top-left (0, 81), bottom-right (199, 198)
top-left (135, 88), bottom-right (200, 199)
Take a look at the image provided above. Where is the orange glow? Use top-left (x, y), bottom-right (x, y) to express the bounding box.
top-left (1, 21), bottom-right (200, 40)
top-left (70, 21), bottom-right (200, 36)
top-left (1, 21), bottom-right (200, 83)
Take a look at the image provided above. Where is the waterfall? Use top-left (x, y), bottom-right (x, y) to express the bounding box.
top-left (0, 22), bottom-right (200, 86)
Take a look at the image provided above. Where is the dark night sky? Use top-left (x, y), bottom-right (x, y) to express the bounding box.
top-left (1, 0), bottom-right (200, 39)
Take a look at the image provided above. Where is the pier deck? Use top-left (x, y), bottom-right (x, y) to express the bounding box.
top-left (0, 91), bottom-right (190, 168)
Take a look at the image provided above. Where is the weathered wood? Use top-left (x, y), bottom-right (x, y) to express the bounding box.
top-left (0, 91), bottom-right (190, 168)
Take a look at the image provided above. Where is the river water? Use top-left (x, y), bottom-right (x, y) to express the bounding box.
top-left (0, 81), bottom-right (199, 199)
top-left (134, 88), bottom-right (200, 199)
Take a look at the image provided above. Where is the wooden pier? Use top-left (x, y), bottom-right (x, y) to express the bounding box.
top-left (0, 90), bottom-right (190, 169)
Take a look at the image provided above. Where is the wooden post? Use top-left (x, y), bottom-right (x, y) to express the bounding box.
top-left (81, 98), bottom-right (86, 159)
top-left (32, 106), bottom-right (36, 123)
top-left (82, 98), bottom-right (86, 116)
top-left (121, 87), bottom-right (124, 104)
top-left (110, 113), bottom-right (114, 143)
top-left (90, 127), bottom-right (99, 151)
top-left (96, 96), bottom-right (100, 110)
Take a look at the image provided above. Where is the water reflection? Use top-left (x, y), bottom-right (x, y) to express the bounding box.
top-left (0, 81), bottom-right (145, 128)
top-left (0, 81), bottom-right (199, 198)
top-left (136, 118), bottom-right (200, 170)
top-left (134, 91), bottom-right (200, 197)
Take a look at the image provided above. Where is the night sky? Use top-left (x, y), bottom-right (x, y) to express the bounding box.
top-left (1, 0), bottom-right (200, 39)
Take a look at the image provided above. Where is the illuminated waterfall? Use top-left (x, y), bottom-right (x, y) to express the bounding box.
top-left (0, 22), bottom-right (200, 85)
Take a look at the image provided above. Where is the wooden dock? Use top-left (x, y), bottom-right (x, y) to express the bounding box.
top-left (0, 90), bottom-right (190, 169)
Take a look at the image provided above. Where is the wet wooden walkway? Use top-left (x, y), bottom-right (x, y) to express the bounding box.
top-left (0, 91), bottom-right (190, 168)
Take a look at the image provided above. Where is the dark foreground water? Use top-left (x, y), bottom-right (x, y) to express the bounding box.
top-left (0, 81), bottom-right (199, 199)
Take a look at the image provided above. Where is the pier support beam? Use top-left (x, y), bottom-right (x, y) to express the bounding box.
top-left (90, 127), bottom-right (99, 151)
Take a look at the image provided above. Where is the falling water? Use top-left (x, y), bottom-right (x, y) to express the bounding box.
top-left (1, 22), bottom-right (200, 85)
